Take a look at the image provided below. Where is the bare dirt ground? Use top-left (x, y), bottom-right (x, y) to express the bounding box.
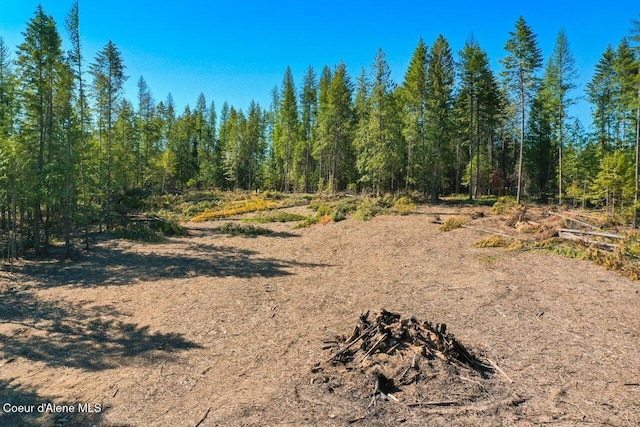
top-left (1, 204), bottom-right (639, 426)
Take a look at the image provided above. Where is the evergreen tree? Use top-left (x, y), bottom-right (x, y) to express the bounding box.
top-left (89, 40), bottom-right (127, 230)
top-left (314, 65), bottom-right (333, 190)
top-left (424, 35), bottom-right (455, 199)
top-left (298, 66), bottom-right (317, 192)
top-left (587, 45), bottom-right (616, 152)
top-left (501, 16), bottom-right (543, 203)
top-left (400, 38), bottom-right (428, 190)
top-left (354, 49), bottom-right (402, 193)
top-left (543, 29), bottom-right (577, 204)
top-left (273, 67), bottom-right (300, 192)
top-left (16, 5), bottom-right (65, 252)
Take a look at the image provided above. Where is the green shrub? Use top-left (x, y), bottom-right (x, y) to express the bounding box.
top-left (246, 211), bottom-right (308, 223)
top-left (353, 198), bottom-right (381, 221)
top-left (491, 196), bottom-right (518, 215)
top-left (215, 223), bottom-right (272, 236)
top-left (392, 196), bottom-right (417, 215)
top-left (115, 223), bottom-right (164, 242)
top-left (439, 216), bottom-right (467, 231)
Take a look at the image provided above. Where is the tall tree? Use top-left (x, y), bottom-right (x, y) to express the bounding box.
top-left (299, 66), bottom-right (318, 192)
top-left (16, 5), bottom-right (65, 252)
top-left (587, 45), bottom-right (617, 152)
top-left (354, 49), bottom-right (402, 193)
top-left (400, 38), bottom-right (428, 191)
top-left (89, 40), bottom-right (127, 230)
top-left (0, 37), bottom-right (20, 265)
top-left (273, 67), bottom-right (299, 192)
top-left (543, 29), bottom-right (577, 205)
top-left (425, 35), bottom-right (455, 199)
top-left (65, 0), bottom-right (91, 251)
top-left (630, 15), bottom-right (640, 227)
top-left (501, 16), bottom-right (543, 204)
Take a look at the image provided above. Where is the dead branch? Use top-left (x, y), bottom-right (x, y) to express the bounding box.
top-left (326, 322), bottom-right (378, 362)
top-left (461, 225), bottom-right (515, 239)
top-left (487, 358), bottom-right (513, 383)
top-left (194, 407), bottom-right (211, 427)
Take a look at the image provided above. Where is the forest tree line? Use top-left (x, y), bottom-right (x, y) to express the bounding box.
top-left (0, 4), bottom-right (640, 257)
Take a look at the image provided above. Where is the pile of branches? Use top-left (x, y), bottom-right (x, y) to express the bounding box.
top-left (323, 309), bottom-right (479, 369)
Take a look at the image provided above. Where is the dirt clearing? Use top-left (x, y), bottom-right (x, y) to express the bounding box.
top-left (1, 204), bottom-right (639, 426)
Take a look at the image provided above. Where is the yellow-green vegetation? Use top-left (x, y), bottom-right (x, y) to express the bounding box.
top-left (214, 223), bottom-right (272, 236)
top-left (491, 196), bottom-right (518, 214)
top-left (244, 211), bottom-right (307, 223)
top-left (191, 197), bottom-right (278, 222)
top-left (473, 235), bottom-right (512, 248)
top-left (392, 196), bottom-right (417, 215)
top-left (439, 216), bottom-right (467, 231)
top-left (352, 198), bottom-right (381, 221)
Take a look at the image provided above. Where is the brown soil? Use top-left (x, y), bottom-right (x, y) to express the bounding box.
top-left (1, 204), bottom-right (639, 426)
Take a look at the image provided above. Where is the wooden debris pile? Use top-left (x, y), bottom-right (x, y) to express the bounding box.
top-left (322, 309), bottom-right (478, 369)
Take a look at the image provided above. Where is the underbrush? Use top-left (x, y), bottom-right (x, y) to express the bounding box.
top-left (214, 223), bottom-right (272, 236)
top-left (191, 197), bottom-right (278, 222)
top-left (244, 211), bottom-right (308, 223)
top-left (439, 216), bottom-right (468, 231)
top-left (114, 223), bottom-right (165, 242)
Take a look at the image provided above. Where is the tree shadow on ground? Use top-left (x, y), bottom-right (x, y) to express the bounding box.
top-left (0, 288), bottom-right (201, 372)
top-left (17, 241), bottom-right (329, 289)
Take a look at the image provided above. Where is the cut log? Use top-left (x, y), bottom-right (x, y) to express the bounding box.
top-left (557, 228), bottom-right (623, 240)
top-left (550, 212), bottom-right (602, 231)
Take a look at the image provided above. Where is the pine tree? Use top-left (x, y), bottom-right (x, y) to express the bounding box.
top-left (327, 61), bottom-right (355, 191)
top-left (587, 45), bottom-right (616, 152)
top-left (0, 37), bottom-right (20, 265)
top-left (299, 66), bottom-right (318, 193)
top-left (314, 65), bottom-right (333, 189)
top-left (274, 67), bottom-right (300, 192)
top-left (501, 16), bottom-right (543, 204)
top-left (354, 49), bottom-right (401, 193)
top-left (543, 29), bottom-right (577, 205)
top-left (425, 35), bottom-right (455, 199)
top-left (89, 40), bottom-right (127, 230)
top-left (400, 38), bottom-right (428, 190)
top-left (16, 5), bottom-right (65, 252)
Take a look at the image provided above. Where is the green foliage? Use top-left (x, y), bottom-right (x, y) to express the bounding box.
top-left (439, 216), bottom-right (467, 231)
top-left (245, 211), bottom-right (307, 223)
top-left (215, 223), bottom-right (272, 236)
top-left (473, 235), bottom-right (512, 248)
top-left (114, 223), bottom-right (164, 242)
top-left (353, 198), bottom-right (381, 221)
top-left (491, 196), bottom-right (518, 214)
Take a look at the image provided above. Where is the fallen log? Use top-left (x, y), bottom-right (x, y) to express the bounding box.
top-left (557, 228), bottom-right (623, 240)
top-left (558, 231), bottom-right (618, 249)
top-left (550, 212), bottom-right (602, 231)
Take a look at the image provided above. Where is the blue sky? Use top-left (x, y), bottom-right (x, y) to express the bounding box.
top-left (1, 1), bottom-right (639, 129)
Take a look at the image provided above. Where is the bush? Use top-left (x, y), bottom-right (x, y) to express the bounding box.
top-left (392, 196), bottom-right (417, 215)
top-left (473, 235), bottom-right (512, 248)
top-left (246, 211), bottom-right (308, 223)
top-left (491, 196), bottom-right (518, 215)
top-left (215, 223), bottom-right (272, 236)
top-left (353, 198), bottom-right (381, 221)
top-left (439, 216), bottom-right (467, 232)
top-left (114, 223), bottom-right (164, 242)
